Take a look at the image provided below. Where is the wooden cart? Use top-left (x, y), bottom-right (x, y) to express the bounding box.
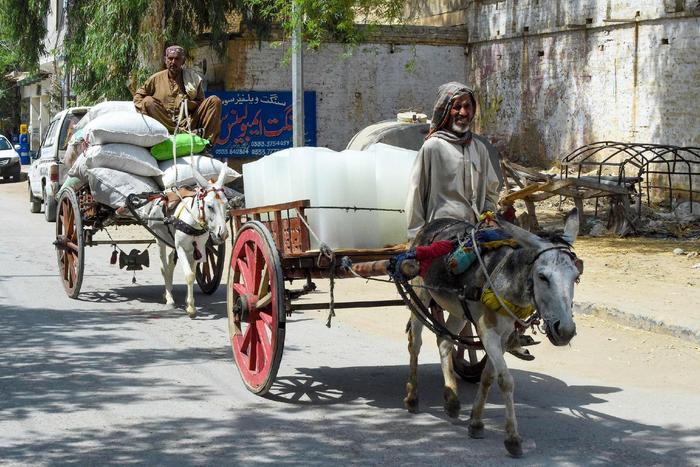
top-left (53, 184), bottom-right (226, 298)
top-left (227, 200), bottom-right (487, 395)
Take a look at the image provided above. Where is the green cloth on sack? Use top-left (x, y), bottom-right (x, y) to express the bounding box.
top-left (57, 177), bottom-right (85, 199)
top-left (150, 134), bottom-right (209, 161)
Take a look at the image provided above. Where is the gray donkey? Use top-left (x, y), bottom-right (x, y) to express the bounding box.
top-left (404, 208), bottom-right (581, 457)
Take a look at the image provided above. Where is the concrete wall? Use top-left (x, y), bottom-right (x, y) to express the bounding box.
top-left (465, 0), bottom-right (700, 165)
top-left (193, 36), bottom-right (467, 152)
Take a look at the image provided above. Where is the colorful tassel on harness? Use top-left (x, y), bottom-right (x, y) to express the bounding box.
top-left (447, 247), bottom-right (477, 275)
top-left (415, 240), bottom-right (454, 277)
top-left (481, 288), bottom-right (534, 320)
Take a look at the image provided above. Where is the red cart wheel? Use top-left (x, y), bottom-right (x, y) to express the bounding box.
top-left (227, 221), bottom-right (286, 395)
top-left (55, 188), bottom-right (84, 298)
top-left (431, 306), bottom-right (486, 383)
top-left (196, 238), bottom-right (225, 294)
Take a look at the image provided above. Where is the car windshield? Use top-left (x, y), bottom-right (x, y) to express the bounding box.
top-left (0, 138), bottom-right (11, 150)
top-left (59, 112), bottom-right (86, 150)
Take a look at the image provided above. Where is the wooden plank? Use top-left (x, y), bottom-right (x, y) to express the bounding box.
top-left (500, 182), bottom-right (548, 204)
top-left (506, 162), bottom-right (553, 182)
top-left (500, 179), bottom-right (574, 204)
top-left (567, 177), bottom-right (631, 195)
top-left (528, 192), bottom-right (558, 202)
top-left (231, 199), bottom-right (310, 217)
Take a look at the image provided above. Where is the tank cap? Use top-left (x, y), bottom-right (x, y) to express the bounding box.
top-left (397, 112), bottom-right (427, 124)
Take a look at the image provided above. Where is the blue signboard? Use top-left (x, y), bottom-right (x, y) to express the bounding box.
top-left (208, 90), bottom-right (316, 158)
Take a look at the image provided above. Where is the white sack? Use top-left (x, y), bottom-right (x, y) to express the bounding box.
top-left (75, 101), bottom-right (136, 132)
top-left (87, 167), bottom-right (161, 208)
top-left (86, 111), bottom-right (169, 147)
top-left (85, 143), bottom-right (163, 177)
top-left (67, 152), bottom-right (90, 181)
top-left (159, 155), bottom-right (241, 188)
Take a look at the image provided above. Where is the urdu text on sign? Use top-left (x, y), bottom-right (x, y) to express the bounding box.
top-left (208, 91), bottom-right (317, 158)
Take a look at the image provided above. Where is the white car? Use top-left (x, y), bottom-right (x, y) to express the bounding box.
top-left (0, 135), bottom-right (21, 182)
top-left (28, 107), bottom-right (90, 221)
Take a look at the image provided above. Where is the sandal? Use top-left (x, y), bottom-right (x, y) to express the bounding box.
top-left (519, 334), bottom-right (540, 347)
top-left (508, 347), bottom-right (535, 361)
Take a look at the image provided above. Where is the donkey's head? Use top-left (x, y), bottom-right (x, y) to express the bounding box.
top-left (499, 208), bottom-right (582, 346)
top-left (193, 165), bottom-right (230, 245)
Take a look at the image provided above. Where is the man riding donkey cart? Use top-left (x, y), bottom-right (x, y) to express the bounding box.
top-left (133, 45), bottom-right (221, 148)
top-left (130, 45), bottom-right (236, 319)
top-left (405, 81), bottom-right (537, 362)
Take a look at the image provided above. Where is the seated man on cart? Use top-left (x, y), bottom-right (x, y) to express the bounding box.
top-left (133, 45), bottom-right (221, 146)
top-left (405, 81), bottom-right (536, 360)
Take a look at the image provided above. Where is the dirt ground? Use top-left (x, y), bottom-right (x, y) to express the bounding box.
top-left (516, 198), bottom-right (700, 338)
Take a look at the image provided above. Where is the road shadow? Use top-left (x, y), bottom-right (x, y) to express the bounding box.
top-left (78, 284), bottom-right (228, 320)
top-left (1, 302), bottom-right (697, 466)
top-left (263, 363), bottom-right (698, 465)
top-left (0, 304), bottom-right (221, 424)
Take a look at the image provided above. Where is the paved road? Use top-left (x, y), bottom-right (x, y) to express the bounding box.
top-left (1, 177), bottom-right (699, 466)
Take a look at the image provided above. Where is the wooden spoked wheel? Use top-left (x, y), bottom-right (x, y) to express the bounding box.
top-left (55, 189), bottom-right (84, 298)
top-left (430, 306), bottom-right (487, 383)
top-left (227, 221), bottom-right (286, 395)
top-left (452, 322), bottom-right (487, 383)
top-left (196, 238), bottom-right (225, 294)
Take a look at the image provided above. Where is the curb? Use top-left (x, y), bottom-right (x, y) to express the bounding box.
top-left (574, 302), bottom-right (700, 347)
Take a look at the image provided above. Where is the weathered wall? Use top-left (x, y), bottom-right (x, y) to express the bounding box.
top-left (466, 0), bottom-right (700, 165)
top-left (193, 33), bottom-right (468, 152)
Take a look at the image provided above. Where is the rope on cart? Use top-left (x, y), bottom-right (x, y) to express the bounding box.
top-left (304, 206), bottom-right (405, 213)
top-left (292, 207), bottom-right (340, 327)
top-left (326, 254), bottom-right (336, 328)
top-left (172, 99), bottom-right (200, 191)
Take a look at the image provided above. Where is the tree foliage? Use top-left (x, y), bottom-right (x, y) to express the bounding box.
top-left (0, 0), bottom-right (50, 70)
top-left (250, 0), bottom-right (404, 49)
top-left (0, 0), bottom-right (50, 133)
top-left (65, 0), bottom-right (271, 102)
top-left (2, 0), bottom-right (405, 104)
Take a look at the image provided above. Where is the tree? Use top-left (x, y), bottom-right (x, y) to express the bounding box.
top-left (66, 0), bottom-right (405, 102)
top-left (250, 0), bottom-right (404, 49)
top-left (0, 0), bottom-right (51, 135)
top-left (0, 0), bottom-right (50, 69)
top-left (1, 0), bottom-right (405, 104)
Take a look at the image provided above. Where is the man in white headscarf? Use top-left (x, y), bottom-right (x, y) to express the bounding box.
top-left (406, 82), bottom-right (536, 360)
top-left (406, 82), bottom-right (501, 240)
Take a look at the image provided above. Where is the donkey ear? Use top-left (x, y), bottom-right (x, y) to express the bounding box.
top-left (191, 166), bottom-right (209, 187)
top-left (214, 164), bottom-right (228, 188)
top-left (497, 217), bottom-right (547, 249)
top-left (561, 208), bottom-right (579, 245)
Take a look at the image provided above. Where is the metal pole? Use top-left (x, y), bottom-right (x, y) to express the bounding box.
top-left (291, 0), bottom-right (304, 147)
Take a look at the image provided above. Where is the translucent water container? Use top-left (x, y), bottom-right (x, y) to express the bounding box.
top-left (369, 143), bottom-right (418, 245)
top-left (242, 144), bottom-right (416, 249)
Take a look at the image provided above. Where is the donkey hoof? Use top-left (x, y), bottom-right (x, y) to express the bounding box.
top-left (504, 437), bottom-right (523, 458)
top-left (443, 388), bottom-right (461, 418)
top-left (404, 396), bottom-right (419, 413)
top-left (468, 420), bottom-right (485, 439)
top-left (187, 308), bottom-right (197, 319)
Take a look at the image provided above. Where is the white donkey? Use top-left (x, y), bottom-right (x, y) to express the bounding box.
top-left (142, 166), bottom-right (229, 318)
top-left (404, 209), bottom-right (581, 457)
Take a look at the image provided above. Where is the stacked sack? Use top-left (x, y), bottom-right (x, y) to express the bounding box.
top-left (64, 101), bottom-right (240, 209)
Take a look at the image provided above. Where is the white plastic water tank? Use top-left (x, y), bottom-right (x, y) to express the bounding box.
top-left (242, 145), bottom-right (417, 249)
top-left (368, 143), bottom-right (418, 245)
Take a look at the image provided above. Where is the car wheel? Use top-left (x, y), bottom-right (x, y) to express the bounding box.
top-left (29, 183), bottom-right (41, 213)
top-left (44, 187), bottom-right (57, 222)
